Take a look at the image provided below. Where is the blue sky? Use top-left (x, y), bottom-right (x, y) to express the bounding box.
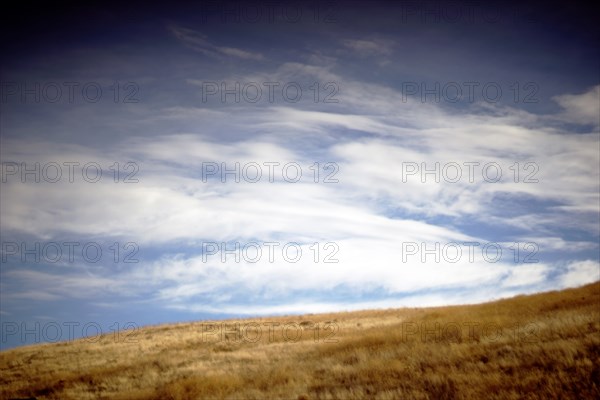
top-left (1, 0), bottom-right (599, 350)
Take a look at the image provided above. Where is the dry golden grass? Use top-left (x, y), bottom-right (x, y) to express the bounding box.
top-left (1, 282), bottom-right (599, 399)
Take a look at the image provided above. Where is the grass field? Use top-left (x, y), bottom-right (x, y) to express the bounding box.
top-left (1, 282), bottom-right (598, 399)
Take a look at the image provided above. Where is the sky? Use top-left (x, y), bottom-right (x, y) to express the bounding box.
top-left (0, 0), bottom-right (599, 350)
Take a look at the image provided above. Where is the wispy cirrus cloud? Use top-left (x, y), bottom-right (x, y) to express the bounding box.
top-left (341, 38), bottom-right (394, 56)
top-left (169, 25), bottom-right (264, 60)
top-left (1, 65), bottom-right (598, 318)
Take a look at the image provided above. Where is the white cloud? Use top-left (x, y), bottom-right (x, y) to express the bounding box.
top-left (342, 38), bottom-right (394, 56)
top-left (169, 25), bottom-right (264, 60)
top-left (558, 260), bottom-right (600, 287)
top-left (501, 263), bottom-right (550, 288)
top-left (553, 85), bottom-right (600, 127)
top-left (1, 60), bottom-right (598, 314)
top-left (513, 237), bottom-right (598, 252)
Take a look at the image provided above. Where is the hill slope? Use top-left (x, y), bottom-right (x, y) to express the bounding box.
top-left (1, 282), bottom-right (599, 399)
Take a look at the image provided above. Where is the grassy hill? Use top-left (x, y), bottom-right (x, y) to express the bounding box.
top-left (1, 282), bottom-right (599, 399)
